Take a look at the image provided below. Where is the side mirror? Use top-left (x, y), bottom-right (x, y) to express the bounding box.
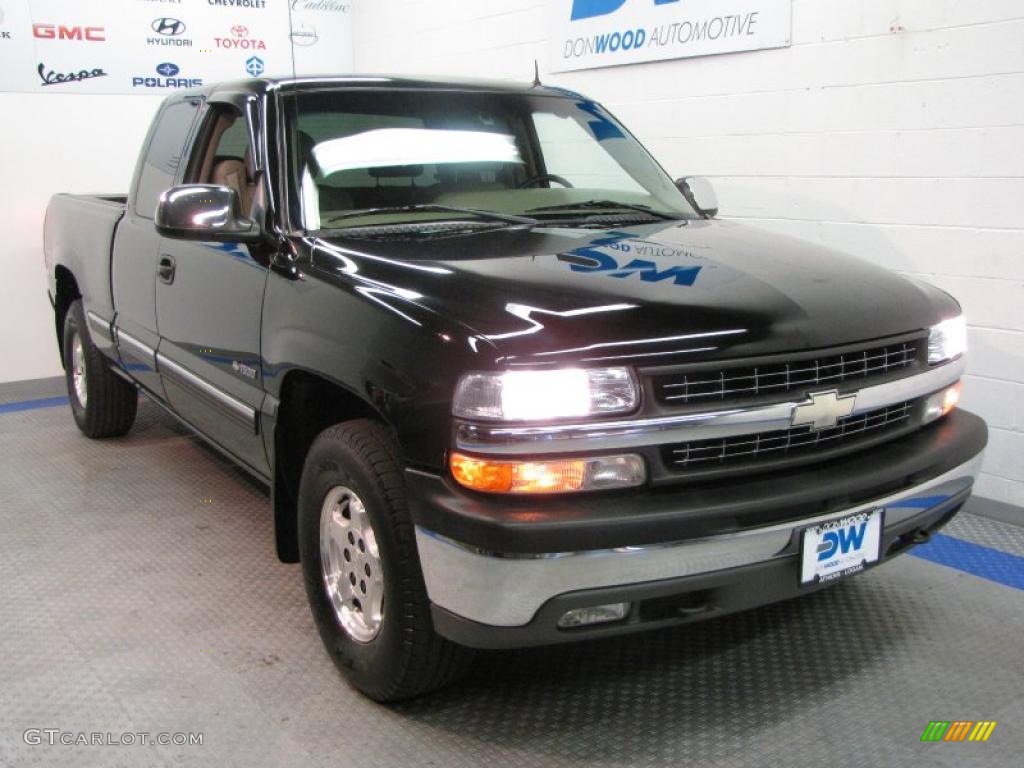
top-left (675, 176), bottom-right (718, 218)
top-left (155, 184), bottom-right (261, 243)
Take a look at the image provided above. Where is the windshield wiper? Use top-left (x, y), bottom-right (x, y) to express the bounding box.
top-left (322, 204), bottom-right (538, 227)
top-left (527, 200), bottom-right (680, 220)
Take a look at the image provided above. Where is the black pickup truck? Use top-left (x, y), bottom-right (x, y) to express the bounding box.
top-left (45, 75), bottom-right (987, 702)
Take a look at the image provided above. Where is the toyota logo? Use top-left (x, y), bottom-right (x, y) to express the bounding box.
top-left (231, 25), bottom-right (249, 38)
top-left (152, 18), bottom-right (186, 37)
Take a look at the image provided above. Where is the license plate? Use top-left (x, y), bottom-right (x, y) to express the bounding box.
top-left (799, 509), bottom-right (884, 586)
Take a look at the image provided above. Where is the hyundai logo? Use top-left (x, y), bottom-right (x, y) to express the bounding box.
top-left (156, 62), bottom-right (180, 77)
top-left (152, 18), bottom-right (186, 37)
top-left (245, 56), bottom-right (264, 77)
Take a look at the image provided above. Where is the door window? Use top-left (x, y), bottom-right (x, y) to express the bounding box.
top-left (134, 100), bottom-right (200, 219)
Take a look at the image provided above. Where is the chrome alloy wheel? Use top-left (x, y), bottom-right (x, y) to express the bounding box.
top-left (71, 332), bottom-right (88, 408)
top-left (319, 486), bottom-right (384, 643)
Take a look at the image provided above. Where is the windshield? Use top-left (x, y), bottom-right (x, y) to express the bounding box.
top-left (283, 88), bottom-right (696, 231)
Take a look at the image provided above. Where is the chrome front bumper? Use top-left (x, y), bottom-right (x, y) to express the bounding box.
top-left (415, 452), bottom-right (983, 628)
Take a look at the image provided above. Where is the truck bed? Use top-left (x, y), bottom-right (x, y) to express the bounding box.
top-left (44, 193), bottom-right (128, 323)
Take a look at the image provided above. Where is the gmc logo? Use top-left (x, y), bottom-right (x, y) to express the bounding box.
top-left (571, 0), bottom-right (678, 22)
top-left (33, 24), bottom-right (106, 41)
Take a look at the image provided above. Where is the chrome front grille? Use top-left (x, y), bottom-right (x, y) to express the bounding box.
top-left (664, 401), bottom-right (915, 471)
top-left (655, 340), bottom-right (921, 406)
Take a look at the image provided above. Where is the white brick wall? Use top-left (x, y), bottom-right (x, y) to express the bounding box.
top-left (352, 0), bottom-right (1024, 507)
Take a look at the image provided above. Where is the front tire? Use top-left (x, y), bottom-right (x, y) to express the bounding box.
top-left (298, 419), bottom-right (473, 702)
top-left (63, 300), bottom-right (137, 438)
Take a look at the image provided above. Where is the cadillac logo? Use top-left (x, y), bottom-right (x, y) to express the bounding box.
top-left (790, 390), bottom-right (857, 431)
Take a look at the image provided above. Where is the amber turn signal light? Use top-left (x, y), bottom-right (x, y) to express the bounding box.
top-left (449, 452), bottom-right (645, 494)
top-left (923, 381), bottom-right (962, 424)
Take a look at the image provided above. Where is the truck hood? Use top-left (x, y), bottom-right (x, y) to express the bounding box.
top-left (309, 219), bottom-right (958, 367)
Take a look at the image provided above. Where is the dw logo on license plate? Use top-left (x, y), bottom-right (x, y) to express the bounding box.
top-left (800, 509), bottom-right (884, 585)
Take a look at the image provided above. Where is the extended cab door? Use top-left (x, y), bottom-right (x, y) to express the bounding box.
top-left (154, 101), bottom-right (271, 477)
top-left (112, 97), bottom-right (201, 396)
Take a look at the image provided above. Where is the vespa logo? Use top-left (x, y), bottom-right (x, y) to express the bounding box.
top-left (37, 62), bottom-right (107, 86)
top-left (790, 390), bottom-right (857, 431)
top-left (571, 0), bottom-right (678, 22)
top-left (152, 17), bottom-right (186, 36)
top-left (817, 521), bottom-right (868, 562)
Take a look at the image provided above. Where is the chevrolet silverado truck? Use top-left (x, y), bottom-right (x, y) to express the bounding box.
top-left (44, 76), bottom-right (987, 702)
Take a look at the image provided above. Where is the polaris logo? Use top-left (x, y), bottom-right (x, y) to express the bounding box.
top-left (132, 62), bottom-right (201, 88)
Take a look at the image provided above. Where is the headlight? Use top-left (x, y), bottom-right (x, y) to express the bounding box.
top-left (928, 315), bottom-right (967, 365)
top-left (453, 367), bottom-right (638, 421)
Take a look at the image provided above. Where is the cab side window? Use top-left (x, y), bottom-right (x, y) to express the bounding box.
top-left (189, 107), bottom-right (258, 216)
top-left (134, 100), bottom-right (200, 219)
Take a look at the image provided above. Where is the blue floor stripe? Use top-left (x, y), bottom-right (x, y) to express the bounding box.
top-left (0, 396), bottom-right (69, 414)
top-left (909, 532), bottom-right (1024, 591)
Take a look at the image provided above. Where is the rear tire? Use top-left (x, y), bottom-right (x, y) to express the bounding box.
top-left (63, 300), bottom-right (137, 438)
top-left (298, 419), bottom-right (473, 702)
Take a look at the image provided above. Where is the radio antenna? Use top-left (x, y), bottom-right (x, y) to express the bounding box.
top-left (287, 2), bottom-right (298, 79)
top-left (533, 60), bottom-right (542, 87)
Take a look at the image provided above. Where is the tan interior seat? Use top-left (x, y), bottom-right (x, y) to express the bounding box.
top-left (211, 158), bottom-right (253, 213)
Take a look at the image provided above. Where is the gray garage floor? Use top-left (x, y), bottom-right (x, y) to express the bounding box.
top-left (1, 380), bottom-right (1022, 768)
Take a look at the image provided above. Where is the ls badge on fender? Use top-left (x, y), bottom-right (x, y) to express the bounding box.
top-left (231, 360), bottom-right (258, 380)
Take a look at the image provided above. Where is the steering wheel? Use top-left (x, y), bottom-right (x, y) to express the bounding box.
top-left (517, 173), bottom-right (574, 189)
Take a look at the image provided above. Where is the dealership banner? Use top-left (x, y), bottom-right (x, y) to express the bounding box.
top-left (549, 0), bottom-right (791, 73)
top-left (0, 0), bottom-right (352, 95)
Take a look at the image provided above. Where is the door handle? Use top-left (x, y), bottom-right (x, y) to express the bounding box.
top-left (157, 254), bottom-right (176, 284)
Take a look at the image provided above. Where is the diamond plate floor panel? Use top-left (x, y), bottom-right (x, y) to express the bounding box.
top-left (0, 398), bottom-right (1021, 767)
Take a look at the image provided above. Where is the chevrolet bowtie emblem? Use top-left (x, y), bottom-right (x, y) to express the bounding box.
top-left (790, 390), bottom-right (857, 431)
